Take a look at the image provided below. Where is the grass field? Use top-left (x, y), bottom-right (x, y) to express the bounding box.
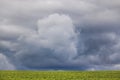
top-left (0, 70), bottom-right (120, 80)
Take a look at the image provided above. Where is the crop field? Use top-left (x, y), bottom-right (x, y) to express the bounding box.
top-left (0, 70), bottom-right (120, 80)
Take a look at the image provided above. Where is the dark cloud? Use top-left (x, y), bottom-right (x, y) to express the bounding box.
top-left (0, 53), bottom-right (15, 70)
top-left (0, 0), bottom-right (120, 70)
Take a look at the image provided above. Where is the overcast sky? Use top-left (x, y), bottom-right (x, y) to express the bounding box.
top-left (0, 0), bottom-right (120, 70)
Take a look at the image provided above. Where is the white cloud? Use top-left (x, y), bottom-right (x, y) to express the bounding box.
top-left (39, 14), bottom-right (79, 60)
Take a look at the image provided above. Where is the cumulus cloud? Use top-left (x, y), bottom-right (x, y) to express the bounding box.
top-left (14, 13), bottom-right (78, 69)
top-left (0, 0), bottom-right (120, 70)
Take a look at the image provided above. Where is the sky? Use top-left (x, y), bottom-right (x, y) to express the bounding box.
top-left (0, 0), bottom-right (120, 70)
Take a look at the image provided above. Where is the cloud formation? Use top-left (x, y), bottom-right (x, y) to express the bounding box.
top-left (0, 53), bottom-right (15, 70)
top-left (15, 13), bottom-right (78, 69)
top-left (0, 0), bottom-right (120, 70)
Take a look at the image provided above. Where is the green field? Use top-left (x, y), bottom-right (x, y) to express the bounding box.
top-left (0, 70), bottom-right (120, 80)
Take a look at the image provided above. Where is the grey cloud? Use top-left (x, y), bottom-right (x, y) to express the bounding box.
top-left (0, 0), bottom-right (120, 70)
top-left (88, 64), bottom-right (120, 70)
top-left (14, 13), bottom-right (78, 69)
top-left (0, 53), bottom-right (15, 70)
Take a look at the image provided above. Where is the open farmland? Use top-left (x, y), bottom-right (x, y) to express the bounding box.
top-left (0, 71), bottom-right (120, 80)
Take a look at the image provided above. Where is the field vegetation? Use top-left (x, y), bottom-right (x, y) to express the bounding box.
top-left (0, 70), bottom-right (120, 80)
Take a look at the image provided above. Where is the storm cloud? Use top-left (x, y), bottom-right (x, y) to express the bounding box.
top-left (0, 0), bottom-right (120, 70)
